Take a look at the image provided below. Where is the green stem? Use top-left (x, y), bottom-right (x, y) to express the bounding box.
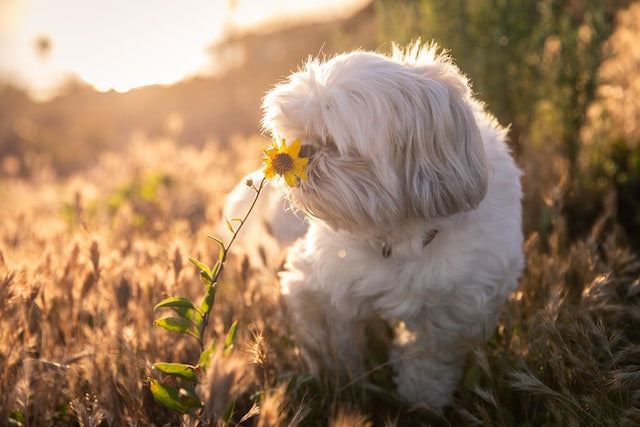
top-left (215, 177), bottom-right (265, 281)
top-left (198, 177), bottom-right (266, 352)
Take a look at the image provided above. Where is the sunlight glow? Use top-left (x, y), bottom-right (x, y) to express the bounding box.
top-left (228, 0), bottom-right (370, 30)
top-left (0, 0), bottom-right (226, 99)
top-left (0, 0), bottom-right (369, 100)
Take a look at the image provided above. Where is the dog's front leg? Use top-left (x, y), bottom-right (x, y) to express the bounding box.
top-left (283, 286), bottom-right (366, 385)
top-left (390, 312), bottom-right (477, 408)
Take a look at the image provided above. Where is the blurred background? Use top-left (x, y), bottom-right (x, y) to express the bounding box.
top-left (2, 2), bottom-right (640, 424)
top-left (1, 0), bottom-right (639, 247)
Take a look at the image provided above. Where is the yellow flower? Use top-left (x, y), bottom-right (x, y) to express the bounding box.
top-left (262, 138), bottom-right (309, 187)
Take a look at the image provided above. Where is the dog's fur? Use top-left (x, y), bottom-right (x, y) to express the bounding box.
top-left (223, 42), bottom-right (523, 408)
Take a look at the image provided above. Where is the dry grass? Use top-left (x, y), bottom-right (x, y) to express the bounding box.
top-left (2, 4), bottom-right (640, 425)
top-left (1, 132), bottom-right (638, 426)
top-left (0, 136), bottom-right (270, 425)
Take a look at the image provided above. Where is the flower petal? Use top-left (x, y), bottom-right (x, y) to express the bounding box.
top-left (294, 156), bottom-right (308, 168)
top-left (263, 148), bottom-right (276, 161)
top-left (263, 165), bottom-right (276, 178)
top-left (283, 172), bottom-right (298, 187)
top-left (287, 138), bottom-right (302, 158)
top-left (293, 158), bottom-right (308, 180)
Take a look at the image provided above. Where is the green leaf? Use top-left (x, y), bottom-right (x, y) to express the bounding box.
top-left (149, 379), bottom-right (189, 414)
top-left (207, 235), bottom-right (226, 251)
top-left (153, 317), bottom-right (198, 338)
top-left (210, 260), bottom-right (222, 281)
top-left (199, 270), bottom-right (213, 287)
top-left (189, 257), bottom-right (211, 277)
top-left (463, 364), bottom-right (483, 390)
top-left (225, 217), bottom-right (235, 233)
top-left (181, 385), bottom-right (203, 409)
top-left (176, 305), bottom-right (200, 326)
top-left (189, 255), bottom-right (214, 287)
top-left (154, 297), bottom-right (202, 327)
top-left (154, 297), bottom-right (197, 312)
top-left (224, 320), bottom-right (238, 356)
top-left (283, 372), bottom-right (315, 400)
top-left (10, 409), bottom-right (25, 423)
top-left (199, 283), bottom-right (217, 315)
top-left (208, 246), bottom-right (226, 282)
top-left (188, 309), bottom-right (203, 328)
top-left (223, 399), bottom-right (236, 427)
top-left (198, 341), bottom-right (217, 370)
top-left (153, 362), bottom-right (197, 382)
top-left (218, 245), bottom-right (225, 263)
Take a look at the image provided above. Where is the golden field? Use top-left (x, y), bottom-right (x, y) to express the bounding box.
top-left (1, 1), bottom-right (640, 425)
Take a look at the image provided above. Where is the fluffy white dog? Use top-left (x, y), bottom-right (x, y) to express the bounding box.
top-left (223, 42), bottom-right (523, 408)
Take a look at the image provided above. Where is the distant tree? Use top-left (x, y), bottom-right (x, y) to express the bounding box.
top-left (374, 0), bottom-right (625, 169)
top-left (374, 0), bottom-right (639, 243)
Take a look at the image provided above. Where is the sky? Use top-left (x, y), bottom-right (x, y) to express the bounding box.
top-left (0, 0), bottom-right (368, 100)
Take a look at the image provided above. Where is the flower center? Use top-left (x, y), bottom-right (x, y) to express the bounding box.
top-left (272, 153), bottom-right (294, 175)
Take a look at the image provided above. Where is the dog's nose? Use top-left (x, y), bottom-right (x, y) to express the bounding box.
top-left (299, 144), bottom-right (317, 160)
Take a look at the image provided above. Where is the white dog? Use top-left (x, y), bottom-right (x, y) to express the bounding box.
top-left (223, 42), bottom-right (523, 408)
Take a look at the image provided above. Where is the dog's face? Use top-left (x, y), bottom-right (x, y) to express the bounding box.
top-left (261, 43), bottom-right (489, 238)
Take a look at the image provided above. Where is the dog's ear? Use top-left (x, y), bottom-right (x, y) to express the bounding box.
top-left (405, 68), bottom-right (488, 220)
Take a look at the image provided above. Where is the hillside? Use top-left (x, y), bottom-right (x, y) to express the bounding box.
top-left (0, 3), bottom-right (376, 177)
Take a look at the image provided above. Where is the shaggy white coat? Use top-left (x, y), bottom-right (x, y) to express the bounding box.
top-left (223, 42), bottom-right (524, 408)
